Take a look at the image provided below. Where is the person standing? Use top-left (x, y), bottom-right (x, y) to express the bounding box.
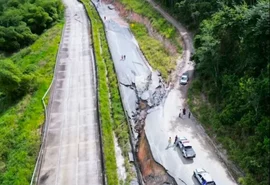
top-left (166, 137), bottom-right (172, 149)
top-left (183, 108), bottom-right (186, 116)
top-left (123, 55), bottom-right (126, 60)
top-left (174, 135), bottom-right (178, 144)
top-left (188, 112), bottom-right (191, 119)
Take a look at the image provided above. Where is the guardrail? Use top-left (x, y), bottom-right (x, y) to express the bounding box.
top-left (30, 19), bottom-right (66, 185)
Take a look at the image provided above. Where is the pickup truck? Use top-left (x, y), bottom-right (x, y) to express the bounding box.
top-left (177, 137), bottom-right (196, 158)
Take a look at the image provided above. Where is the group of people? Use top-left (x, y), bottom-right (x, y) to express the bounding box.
top-left (167, 135), bottom-right (180, 149)
top-left (120, 55), bottom-right (126, 60)
top-left (165, 108), bottom-right (192, 149)
top-left (179, 107), bottom-right (191, 118)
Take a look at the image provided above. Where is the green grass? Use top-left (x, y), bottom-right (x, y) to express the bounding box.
top-left (82, 2), bottom-right (118, 183)
top-left (81, 1), bottom-right (135, 184)
top-left (0, 22), bottom-right (64, 185)
top-left (119, 0), bottom-right (181, 51)
top-left (130, 22), bottom-right (176, 80)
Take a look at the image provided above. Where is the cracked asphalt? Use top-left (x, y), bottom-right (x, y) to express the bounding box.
top-left (37, 0), bottom-right (102, 185)
top-left (94, 0), bottom-right (238, 184)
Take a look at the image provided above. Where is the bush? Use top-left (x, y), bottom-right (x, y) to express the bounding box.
top-left (0, 59), bottom-right (37, 99)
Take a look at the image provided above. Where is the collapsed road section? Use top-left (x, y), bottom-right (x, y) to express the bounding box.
top-left (94, 0), bottom-right (237, 185)
top-left (92, 0), bottom-right (176, 184)
top-left (37, 0), bottom-right (103, 184)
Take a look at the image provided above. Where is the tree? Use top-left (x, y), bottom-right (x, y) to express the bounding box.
top-left (0, 0), bottom-right (63, 52)
top-left (0, 60), bottom-right (22, 95)
top-left (0, 59), bottom-right (35, 98)
top-left (22, 3), bottom-right (52, 34)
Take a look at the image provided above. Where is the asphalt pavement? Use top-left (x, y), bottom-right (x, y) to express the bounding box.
top-left (145, 91), bottom-right (237, 185)
top-left (145, 1), bottom-right (238, 185)
top-left (37, 0), bottom-right (102, 184)
top-left (93, 0), bottom-right (237, 185)
top-left (93, 0), bottom-right (152, 132)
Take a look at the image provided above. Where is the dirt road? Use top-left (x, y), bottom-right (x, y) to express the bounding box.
top-left (37, 0), bottom-right (102, 184)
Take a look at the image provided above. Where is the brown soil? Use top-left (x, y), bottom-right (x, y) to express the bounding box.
top-left (137, 130), bottom-right (176, 185)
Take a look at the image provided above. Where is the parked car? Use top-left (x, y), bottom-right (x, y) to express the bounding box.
top-left (193, 168), bottom-right (216, 185)
top-left (180, 73), bottom-right (189, 85)
top-left (176, 137), bottom-right (196, 158)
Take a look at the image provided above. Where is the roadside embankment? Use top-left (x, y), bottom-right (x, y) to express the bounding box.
top-left (0, 23), bottom-right (63, 185)
top-left (137, 130), bottom-right (176, 185)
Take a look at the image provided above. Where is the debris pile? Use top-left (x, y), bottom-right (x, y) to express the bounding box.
top-left (129, 71), bottom-right (177, 185)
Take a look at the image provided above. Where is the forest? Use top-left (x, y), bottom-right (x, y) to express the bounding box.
top-left (0, 0), bottom-right (63, 52)
top-left (0, 0), bottom-right (63, 98)
top-left (154, 0), bottom-right (269, 184)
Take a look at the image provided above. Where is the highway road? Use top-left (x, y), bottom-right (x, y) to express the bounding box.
top-left (91, 0), bottom-right (237, 184)
top-left (37, 0), bottom-right (102, 184)
top-left (94, 0), bottom-right (238, 184)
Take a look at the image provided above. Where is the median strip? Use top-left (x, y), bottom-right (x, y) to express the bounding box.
top-left (80, 0), bottom-right (135, 184)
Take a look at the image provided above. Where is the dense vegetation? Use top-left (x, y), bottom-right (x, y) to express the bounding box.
top-left (155, 0), bottom-right (259, 30)
top-left (155, 0), bottom-right (269, 184)
top-left (0, 22), bottom-right (63, 184)
top-left (0, 0), bottom-right (63, 52)
top-left (81, 0), bottom-right (134, 184)
top-left (0, 1), bottom-right (63, 184)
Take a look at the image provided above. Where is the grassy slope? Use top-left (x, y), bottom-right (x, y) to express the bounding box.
top-left (130, 22), bottom-right (176, 80)
top-left (0, 22), bottom-right (63, 185)
top-left (119, 0), bottom-right (181, 51)
top-left (116, 0), bottom-right (181, 81)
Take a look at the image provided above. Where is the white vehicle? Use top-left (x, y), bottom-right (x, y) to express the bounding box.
top-left (193, 168), bottom-right (216, 185)
top-left (177, 137), bottom-right (196, 158)
top-left (180, 73), bottom-right (189, 85)
top-left (177, 136), bottom-right (188, 143)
